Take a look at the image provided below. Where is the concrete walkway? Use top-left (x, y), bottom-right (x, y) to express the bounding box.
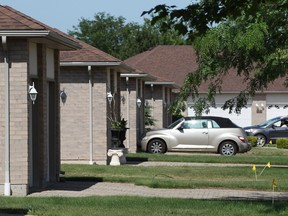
top-left (28, 161), bottom-right (288, 200)
top-left (28, 181), bottom-right (288, 201)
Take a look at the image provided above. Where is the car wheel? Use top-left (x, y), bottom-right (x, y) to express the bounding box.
top-left (147, 139), bottom-right (167, 154)
top-left (219, 141), bottom-right (237, 156)
top-left (256, 134), bottom-right (266, 147)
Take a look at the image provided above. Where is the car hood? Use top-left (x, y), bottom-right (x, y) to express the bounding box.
top-left (243, 125), bottom-right (260, 130)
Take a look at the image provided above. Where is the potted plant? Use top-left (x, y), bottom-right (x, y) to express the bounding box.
top-left (110, 117), bottom-right (128, 148)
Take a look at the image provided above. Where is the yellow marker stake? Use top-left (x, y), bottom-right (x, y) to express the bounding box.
top-left (260, 162), bottom-right (271, 176)
top-left (252, 165), bottom-right (257, 181)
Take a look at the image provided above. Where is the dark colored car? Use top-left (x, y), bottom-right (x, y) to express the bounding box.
top-left (141, 116), bottom-right (251, 156)
top-left (243, 116), bottom-right (288, 146)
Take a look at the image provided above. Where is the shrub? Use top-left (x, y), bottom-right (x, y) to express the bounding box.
top-left (276, 138), bottom-right (288, 149)
top-left (247, 136), bottom-right (257, 147)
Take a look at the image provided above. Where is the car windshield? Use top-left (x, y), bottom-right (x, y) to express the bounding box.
top-left (259, 116), bottom-right (281, 127)
top-left (167, 118), bottom-right (184, 129)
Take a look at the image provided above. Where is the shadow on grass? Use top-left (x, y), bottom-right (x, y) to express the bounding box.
top-left (126, 156), bottom-right (148, 164)
top-left (30, 177), bottom-right (104, 194)
top-left (0, 208), bottom-right (29, 215)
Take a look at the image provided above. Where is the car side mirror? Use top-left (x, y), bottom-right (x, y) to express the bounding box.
top-left (272, 124), bottom-right (275, 129)
top-left (178, 126), bottom-right (184, 131)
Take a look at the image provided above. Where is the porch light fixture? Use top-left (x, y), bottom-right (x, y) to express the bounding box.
top-left (107, 92), bottom-right (113, 105)
top-left (163, 101), bottom-right (167, 108)
top-left (121, 95), bottom-right (125, 104)
top-left (28, 82), bottom-right (38, 104)
top-left (60, 89), bottom-right (67, 104)
top-left (136, 98), bottom-right (142, 108)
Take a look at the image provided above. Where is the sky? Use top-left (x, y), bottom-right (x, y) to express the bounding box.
top-left (2, 0), bottom-right (193, 33)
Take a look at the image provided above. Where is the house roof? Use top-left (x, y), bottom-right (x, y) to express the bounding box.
top-left (0, 5), bottom-right (81, 50)
top-left (197, 69), bottom-right (288, 93)
top-left (125, 45), bottom-right (287, 93)
top-left (60, 38), bottom-right (133, 72)
top-left (124, 45), bottom-right (197, 87)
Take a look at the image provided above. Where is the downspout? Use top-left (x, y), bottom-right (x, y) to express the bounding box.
top-left (88, 66), bottom-right (94, 165)
top-left (2, 36), bottom-right (11, 196)
top-left (126, 77), bottom-right (130, 149)
top-left (151, 84), bottom-right (154, 120)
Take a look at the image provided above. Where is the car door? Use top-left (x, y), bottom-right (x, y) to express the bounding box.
top-left (170, 119), bottom-right (209, 150)
top-left (269, 120), bottom-right (288, 139)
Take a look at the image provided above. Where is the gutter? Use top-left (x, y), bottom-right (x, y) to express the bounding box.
top-left (60, 62), bottom-right (134, 72)
top-left (145, 81), bottom-right (181, 89)
top-left (0, 30), bottom-right (81, 50)
top-left (2, 36), bottom-right (11, 196)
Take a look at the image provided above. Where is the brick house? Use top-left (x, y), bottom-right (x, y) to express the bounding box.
top-left (125, 45), bottom-right (288, 127)
top-left (120, 71), bottom-right (156, 152)
top-left (0, 6), bottom-right (80, 196)
top-left (60, 39), bottom-right (136, 164)
top-left (125, 45), bottom-right (197, 128)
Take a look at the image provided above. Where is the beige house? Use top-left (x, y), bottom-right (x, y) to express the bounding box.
top-left (0, 6), bottom-right (80, 196)
top-left (125, 45), bottom-right (197, 128)
top-left (60, 39), bottom-right (139, 164)
top-left (126, 45), bottom-right (288, 127)
top-left (120, 72), bottom-right (156, 152)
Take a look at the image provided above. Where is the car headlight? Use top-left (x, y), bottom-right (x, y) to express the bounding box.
top-left (142, 136), bottom-right (148, 141)
top-left (245, 129), bottom-right (254, 133)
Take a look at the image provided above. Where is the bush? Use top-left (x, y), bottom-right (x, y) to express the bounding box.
top-left (276, 138), bottom-right (288, 149)
top-left (247, 136), bottom-right (257, 147)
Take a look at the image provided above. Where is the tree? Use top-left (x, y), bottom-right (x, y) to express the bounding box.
top-left (144, 1), bottom-right (288, 115)
top-left (69, 12), bottom-right (186, 60)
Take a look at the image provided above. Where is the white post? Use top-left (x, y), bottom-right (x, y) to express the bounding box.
top-left (2, 36), bottom-right (11, 196)
top-left (88, 66), bottom-right (94, 165)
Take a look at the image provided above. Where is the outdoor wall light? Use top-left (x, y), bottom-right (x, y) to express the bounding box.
top-left (107, 92), bottom-right (113, 105)
top-left (28, 82), bottom-right (37, 104)
top-left (163, 101), bottom-right (167, 108)
top-left (121, 95), bottom-right (125, 104)
top-left (136, 98), bottom-right (142, 108)
top-left (60, 89), bottom-right (67, 104)
top-left (256, 103), bottom-right (264, 111)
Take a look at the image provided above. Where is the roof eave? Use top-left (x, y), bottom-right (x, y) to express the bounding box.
top-left (145, 81), bottom-right (180, 89)
top-left (121, 73), bottom-right (156, 81)
top-left (60, 61), bottom-right (134, 73)
top-left (0, 30), bottom-right (81, 50)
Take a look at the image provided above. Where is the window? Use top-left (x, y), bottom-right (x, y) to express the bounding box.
top-left (182, 120), bottom-right (208, 129)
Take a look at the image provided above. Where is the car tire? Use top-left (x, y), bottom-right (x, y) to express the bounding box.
top-left (219, 141), bottom-right (237, 156)
top-left (256, 134), bottom-right (266, 147)
top-left (147, 139), bottom-right (167, 154)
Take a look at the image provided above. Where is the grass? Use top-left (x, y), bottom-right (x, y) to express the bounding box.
top-left (60, 147), bottom-right (288, 191)
top-left (2, 147), bottom-right (288, 215)
top-left (126, 147), bottom-right (288, 165)
top-left (1, 197), bottom-right (288, 216)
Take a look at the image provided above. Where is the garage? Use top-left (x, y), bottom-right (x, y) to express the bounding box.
top-left (187, 94), bottom-right (252, 127)
top-left (266, 94), bottom-right (288, 120)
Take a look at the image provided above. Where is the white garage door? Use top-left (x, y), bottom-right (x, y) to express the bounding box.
top-left (187, 94), bottom-right (252, 127)
top-left (266, 95), bottom-right (288, 120)
top-left (188, 106), bottom-right (251, 127)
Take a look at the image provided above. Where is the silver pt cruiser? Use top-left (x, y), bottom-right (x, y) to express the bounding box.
top-left (141, 116), bottom-right (251, 156)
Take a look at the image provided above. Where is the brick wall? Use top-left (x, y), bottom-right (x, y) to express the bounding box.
top-left (60, 66), bottom-right (108, 164)
top-left (0, 39), bottom-right (29, 195)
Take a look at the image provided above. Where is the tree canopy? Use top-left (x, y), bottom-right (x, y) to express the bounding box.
top-left (144, 0), bottom-right (288, 115)
top-left (69, 12), bottom-right (186, 60)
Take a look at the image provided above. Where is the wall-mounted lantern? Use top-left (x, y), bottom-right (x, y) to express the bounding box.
top-left (28, 82), bottom-right (37, 104)
top-left (107, 92), bottom-right (113, 105)
top-left (121, 95), bottom-right (125, 104)
top-left (256, 103), bottom-right (265, 111)
top-left (136, 98), bottom-right (142, 108)
top-left (60, 89), bottom-right (67, 104)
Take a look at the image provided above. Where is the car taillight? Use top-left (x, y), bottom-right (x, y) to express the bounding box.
top-left (238, 136), bottom-right (246, 143)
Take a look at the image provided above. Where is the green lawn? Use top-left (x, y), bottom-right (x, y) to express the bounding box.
top-left (126, 147), bottom-right (288, 165)
top-left (60, 147), bottom-right (288, 191)
top-left (1, 197), bottom-right (288, 216)
top-left (2, 147), bottom-right (288, 216)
